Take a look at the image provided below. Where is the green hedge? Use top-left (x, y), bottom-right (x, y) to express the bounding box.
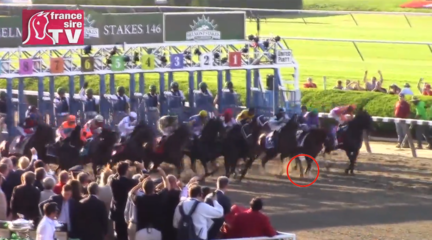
top-left (302, 89), bottom-right (432, 135)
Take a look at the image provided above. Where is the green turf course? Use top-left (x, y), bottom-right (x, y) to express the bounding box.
top-left (303, 0), bottom-right (432, 12)
top-left (0, 1), bottom-right (431, 108)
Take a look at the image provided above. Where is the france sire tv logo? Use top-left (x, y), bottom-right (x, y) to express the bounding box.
top-left (22, 9), bottom-right (84, 45)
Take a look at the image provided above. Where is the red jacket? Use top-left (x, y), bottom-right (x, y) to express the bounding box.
top-left (394, 100), bottom-right (411, 118)
top-left (53, 182), bottom-right (65, 194)
top-left (226, 209), bottom-right (277, 239)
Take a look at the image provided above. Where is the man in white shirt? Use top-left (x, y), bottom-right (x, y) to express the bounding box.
top-left (37, 202), bottom-right (58, 240)
top-left (118, 111), bottom-right (137, 142)
top-left (173, 185), bottom-right (223, 240)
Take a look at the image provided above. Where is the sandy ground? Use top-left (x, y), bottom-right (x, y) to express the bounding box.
top-left (193, 141), bottom-right (432, 240)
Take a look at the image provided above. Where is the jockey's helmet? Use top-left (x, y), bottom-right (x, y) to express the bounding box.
top-left (278, 107), bottom-right (286, 113)
top-left (171, 82), bottom-right (179, 89)
top-left (94, 114), bottom-right (104, 123)
top-left (248, 107), bottom-right (255, 115)
top-left (28, 105), bottom-right (37, 112)
top-left (129, 111), bottom-right (137, 119)
top-left (199, 110), bottom-right (208, 118)
top-left (346, 105), bottom-right (355, 113)
top-left (149, 85), bottom-right (157, 92)
top-left (67, 115), bottom-right (76, 123)
top-left (225, 81), bottom-right (233, 89)
top-left (86, 88), bottom-right (93, 95)
top-left (199, 82), bottom-right (207, 90)
top-left (57, 87), bottom-right (66, 95)
top-left (117, 86), bottom-right (125, 94)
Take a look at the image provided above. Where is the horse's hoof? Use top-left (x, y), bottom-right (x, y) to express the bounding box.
top-left (344, 169), bottom-right (349, 174)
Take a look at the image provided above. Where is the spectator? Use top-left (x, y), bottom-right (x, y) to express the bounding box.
top-left (110, 161), bottom-right (138, 240)
top-left (173, 185), bottom-right (223, 240)
top-left (39, 177), bottom-right (55, 203)
top-left (124, 174), bottom-right (142, 240)
top-left (227, 198), bottom-right (277, 238)
top-left (394, 93), bottom-right (411, 148)
top-left (98, 167), bottom-right (114, 240)
top-left (34, 167), bottom-right (45, 191)
top-left (303, 77), bottom-right (317, 88)
top-left (68, 179), bottom-right (84, 201)
top-left (131, 168), bottom-right (169, 240)
top-left (400, 83), bottom-right (414, 96)
top-left (4, 156), bottom-right (23, 217)
top-left (372, 81), bottom-right (387, 93)
top-left (364, 70), bottom-right (383, 91)
top-left (417, 79), bottom-right (432, 96)
top-left (18, 156), bottom-right (30, 170)
top-left (77, 172), bottom-right (90, 194)
top-left (0, 174), bottom-right (7, 220)
top-left (79, 182), bottom-right (108, 240)
top-left (333, 81), bottom-right (343, 90)
top-left (160, 174), bottom-right (182, 240)
top-left (36, 202), bottom-right (58, 240)
top-left (202, 186), bottom-right (211, 198)
top-left (10, 171), bottom-right (40, 223)
top-left (389, 84), bottom-right (401, 95)
top-left (39, 184), bottom-right (80, 239)
top-left (0, 160), bottom-right (10, 178)
top-left (410, 96), bottom-right (429, 149)
top-left (53, 171), bottom-right (69, 194)
top-left (205, 176), bottom-right (232, 239)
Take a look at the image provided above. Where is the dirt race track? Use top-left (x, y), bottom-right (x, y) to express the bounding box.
top-left (198, 141), bottom-right (432, 240)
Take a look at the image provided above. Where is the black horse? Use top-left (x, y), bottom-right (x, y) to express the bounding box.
top-left (144, 123), bottom-right (191, 175)
top-left (88, 127), bottom-right (118, 176)
top-left (3, 123), bottom-right (55, 162)
top-left (256, 115), bottom-right (299, 176)
top-left (53, 125), bottom-right (86, 172)
top-left (294, 128), bottom-right (330, 177)
top-left (226, 115), bottom-right (269, 181)
top-left (111, 120), bottom-right (154, 166)
top-left (184, 118), bottom-right (225, 178)
top-left (323, 110), bottom-right (373, 174)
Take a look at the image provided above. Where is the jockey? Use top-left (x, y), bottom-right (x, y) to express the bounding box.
top-left (57, 115), bottom-right (77, 140)
top-left (18, 105), bottom-right (39, 136)
top-left (303, 109), bottom-right (320, 130)
top-left (159, 115), bottom-right (178, 137)
top-left (268, 108), bottom-right (288, 131)
top-left (222, 109), bottom-right (236, 128)
top-left (329, 105), bottom-right (355, 126)
top-left (189, 110), bottom-right (208, 136)
top-left (236, 107), bottom-right (255, 125)
top-left (118, 111), bottom-right (137, 141)
top-left (81, 114), bottom-right (104, 141)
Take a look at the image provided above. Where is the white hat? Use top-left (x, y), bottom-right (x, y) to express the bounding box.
top-left (129, 112), bottom-right (137, 118)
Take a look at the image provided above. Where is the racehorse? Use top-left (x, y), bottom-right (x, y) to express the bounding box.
top-left (87, 127), bottom-right (118, 176)
top-left (1, 122), bottom-right (55, 162)
top-left (228, 115), bottom-right (269, 181)
top-left (184, 117), bottom-right (225, 178)
top-left (256, 115), bottom-right (299, 176)
top-left (293, 128), bottom-right (330, 177)
top-left (144, 123), bottom-right (191, 175)
top-left (323, 109), bottom-right (373, 174)
top-left (111, 120), bottom-right (154, 166)
top-left (53, 125), bottom-right (86, 172)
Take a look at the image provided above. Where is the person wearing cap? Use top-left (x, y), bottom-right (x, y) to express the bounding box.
top-left (409, 96), bottom-right (429, 149)
top-left (329, 105), bottom-right (355, 126)
top-left (79, 82), bottom-right (99, 122)
top-left (189, 110), bottom-right (208, 137)
top-left (56, 115), bottom-right (77, 141)
top-left (417, 78), bottom-right (432, 96)
top-left (221, 108), bottom-right (236, 128)
top-left (304, 108), bottom-right (320, 130)
top-left (214, 81), bottom-right (237, 108)
top-left (113, 86), bottom-right (130, 124)
top-left (266, 108), bottom-right (289, 148)
top-left (170, 81), bottom-right (186, 102)
top-left (394, 93), bottom-right (411, 148)
top-left (118, 111), bottom-right (137, 142)
top-left (81, 114), bottom-right (105, 141)
top-left (145, 85), bottom-right (159, 130)
top-left (400, 83), bottom-right (414, 96)
top-left (53, 87), bottom-right (70, 126)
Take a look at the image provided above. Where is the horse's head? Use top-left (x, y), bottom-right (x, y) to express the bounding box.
top-left (99, 127), bottom-right (118, 146)
top-left (281, 115), bottom-right (299, 134)
top-left (202, 118), bottom-right (225, 140)
top-left (34, 122), bottom-right (55, 143)
top-left (67, 125), bottom-right (83, 146)
top-left (352, 109), bottom-right (374, 132)
top-left (130, 120), bottom-right (153, 142)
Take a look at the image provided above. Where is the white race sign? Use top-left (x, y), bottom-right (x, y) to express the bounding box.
top-left (199, 53), bottom-right (214, 67)
top-left (276, 50), bottom-right (293, 64)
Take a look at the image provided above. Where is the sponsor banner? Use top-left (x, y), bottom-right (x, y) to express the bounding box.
top-left (0, 12), bottom-right (164, 48)
top-left (164, 11), bottom-right (245, 42)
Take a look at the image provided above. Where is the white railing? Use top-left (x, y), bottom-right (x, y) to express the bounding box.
top-left (279, 37), bottom-right (432, 61)
top-left (2, 4), bottom-right (432, 28)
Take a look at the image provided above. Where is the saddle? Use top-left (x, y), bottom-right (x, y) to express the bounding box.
top-left (265, 130), bottom-right (279, 149)
top-left (241, 123), bottom-right (251, 139)
top-left (79, 138), bottom-right (93, 157)
top-left (336, 124), bottom-right (348, 145)
top-left (296, 130), bottom-right (309, 147)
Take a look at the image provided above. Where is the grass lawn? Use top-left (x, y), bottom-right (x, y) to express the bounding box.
top-left (1, 1), bottom-right (431, 104)
top-left (303, 0), bottom-right (432, 12)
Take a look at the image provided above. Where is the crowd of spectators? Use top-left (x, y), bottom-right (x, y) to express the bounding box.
top-left (0, 150), bottom-right (278, 240)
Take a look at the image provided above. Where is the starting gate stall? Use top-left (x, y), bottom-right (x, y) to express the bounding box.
top-left (164, 91), bottom-right (186, 122)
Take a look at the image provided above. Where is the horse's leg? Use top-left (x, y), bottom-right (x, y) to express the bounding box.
top-left (189, 156), bottom-right (197, 174)
top-left (305, 158), bottom-right (312, 177)
top-left (92, 164), bottom-right (98, 178)
top-left (224, 156), bottom-right (230, 178)
top-left (344, 150), bottom-right (356, 175)
top-left (297, 158), bottom-right (304, 178)
top-left (349, 150), bottom-right (359, 175)
top-left (238, 156), bottom-right (256, 182)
